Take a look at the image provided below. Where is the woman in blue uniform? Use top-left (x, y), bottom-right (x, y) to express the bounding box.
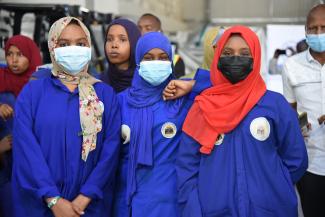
top-left (176, 26), bottom-right (308, 217)
top-left (11, 17), bottom-right (121, 217)
top-left (113, 32), bottom-right (191, 217)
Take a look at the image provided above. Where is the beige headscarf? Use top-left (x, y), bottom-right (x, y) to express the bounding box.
top-left (201, 27), bottom-right (220, 70)
top-left (48, 17), bottom-right (103, 161)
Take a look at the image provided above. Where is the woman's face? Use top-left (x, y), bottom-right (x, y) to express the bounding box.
top-left (56, 23), bottom-right (89, 48)
top-left (221, 35), bottom-right (251, 57)
top-left (6, 45), bottom-right (30, 74)
top-left (142, 48), bottom-right (169, 62)
top-left (105, 24), bottom-right (131, 70)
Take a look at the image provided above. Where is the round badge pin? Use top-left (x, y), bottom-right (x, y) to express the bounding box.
top-left (215, 134), bottom-right (225, 146)
top-left (161, 122), bottom-right (177, 139)
top-left (250, 117), bottom-right (270, 141)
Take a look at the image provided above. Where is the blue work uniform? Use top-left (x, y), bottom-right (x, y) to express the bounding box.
top-left (177, 90), bottom-right (308, 217)
top-left (113, 90), bottom-right (192, 217)
top-left (12, 76), bottom-right (121, 217)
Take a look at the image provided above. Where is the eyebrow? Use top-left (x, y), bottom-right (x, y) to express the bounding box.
top-left (107, 34), bottom-right (128, 37)
top-left (58, 37), bottom-right (88, 41)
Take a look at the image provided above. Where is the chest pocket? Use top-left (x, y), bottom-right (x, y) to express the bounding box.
top-left (289, 66), bottom-right (320, 87)
top-left (249, 117), bottom-right (271, 141)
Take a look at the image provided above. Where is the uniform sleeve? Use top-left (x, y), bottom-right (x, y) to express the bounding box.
top-left (176, 133), bottom-right (203, 217)
top-left (12, 83), bottom-right (60, 200)
top-left (80, 88), bottom-right (121, 200)
top-left (189, 68), bottom-right (212, 100)
top-left (275, 97), bottom-right (308, 183)
top-left (281, 62), bottom-right (296, 103)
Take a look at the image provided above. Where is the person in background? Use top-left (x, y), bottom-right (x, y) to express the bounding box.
top-left (0, 35), bottom-right (42, 97)
top-left (268, 47), bottom-right (295, 75)
top-left (296, 39), bottom-right (309, 53)
top-left (162, 27), bottom-right (224, 100)
top-left (11, 17), bottom-right (121, 217)
top-left (171, 41), bottom-right (185, 78)
top-left (101, 18), bottom-right (141, 93)
top-left (182, 27), bottom-right (222, 79)
top-left (0, 35), bottom-right (42, 217)
top-left (113, 32), bottom-right (192, 217)
top-left (177, 25), bottom-right (307, 217)
top-left (137, 13), bottom-right (162, 35)
top-left (138, 13), bottom-right (186, 78)
top-left (282, 4), bottom-right (325, 217)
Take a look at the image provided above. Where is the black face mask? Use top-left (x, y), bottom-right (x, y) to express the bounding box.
top-left (217, 56), bottom-right (253, 84)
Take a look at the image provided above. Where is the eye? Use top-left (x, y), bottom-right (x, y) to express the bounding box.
top-left (159, 55), bottom-right (169, 61)
top-left (106, 37), bottom-right (113, 42)
top-left (222, 51), bottom-right (232, 56)
top-left (143, 55), bottom-right (153, 61)
top-left (240, 51), bottom-right (251, 57)
top-left (77, 42), bottom-right (87, 47)
top-left (120, 37), bottom-right (128, 43)
top-left (58, 42), bottom-right (69, 47)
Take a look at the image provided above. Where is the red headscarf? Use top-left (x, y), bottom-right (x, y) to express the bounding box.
top-left (183, 26), bottom-right (266, 154)
top-left (0, 35), bottom-right (42, 96)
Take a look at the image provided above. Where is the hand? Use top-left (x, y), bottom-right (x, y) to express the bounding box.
top-left (48, 197), bottom-right (80, 217)
top-left (0, 104), bottom-right (14, 120)
top-left (301, 123), bottom-right (311, 138)
top-left (318, 115), bottom-right (325, 125)
top-left (0, 135), bottom-right (12, 154)
top-left (163, 80), bottom-right (195, 101)
top-left (71, 194), bottom-right (91, 215)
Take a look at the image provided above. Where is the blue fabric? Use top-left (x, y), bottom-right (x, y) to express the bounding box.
top-left (11, 77), bottom-right (121, 217)
top-left (31, 67), bottom-right (100, 80)
top-left (189, 68), bottom-right (211, 100)
top-left (177, 90), bottom-right (308, 217)
top-left (0, 92), bottom-right (15, 139)
top-left (125, 32), bottom-right (184, 206)
top-left (113, 90), bottom-right (192, 217)
top-left (30, 68), bottom-right (52, 79)
top-left (0, 92), bottom-right (15, 217)
top-left (113, 32), bottom-right (191, 217)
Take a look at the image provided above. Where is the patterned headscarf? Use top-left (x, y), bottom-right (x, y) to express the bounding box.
top-left (48, 17), bottom-right (103, 161)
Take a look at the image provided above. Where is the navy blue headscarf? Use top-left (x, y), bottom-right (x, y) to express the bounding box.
top-left (102, 18), bottom-right (141, 93)
top-left (125, 32), bottom-right (184, 205)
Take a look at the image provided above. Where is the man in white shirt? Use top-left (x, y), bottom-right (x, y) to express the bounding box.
top-left (282, 4), bottom-right (325, 217)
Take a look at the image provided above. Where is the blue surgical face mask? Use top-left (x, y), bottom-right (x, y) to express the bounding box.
top-left (306, 33), bottom-right (325, 53)
top-left (54, 46), bottom-right (91, 75)
top-left (138, 60), bottom-right (172, 86)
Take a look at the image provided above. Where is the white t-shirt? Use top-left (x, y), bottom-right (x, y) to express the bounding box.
top-left (282, 49), bottom-right (325, 176)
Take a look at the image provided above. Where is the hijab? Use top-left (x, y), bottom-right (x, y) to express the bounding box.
top-left (183, 26), bottom-right (266, 154)
top-left (48, 17), bottom-right (103, 161)
top-left (125, 32), bottom-right (183, 205)
top-left (0, 35), bottom-right (42, 96)
top-left (103, 18), bottom-right (141, 93)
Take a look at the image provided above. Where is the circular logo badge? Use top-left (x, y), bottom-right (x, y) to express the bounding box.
top-left (161, 122), bottom-right (177, 139)
top-left (250, 117), bottom-right (270, 141)
top-left (215, 134), bottom-right (225, 146)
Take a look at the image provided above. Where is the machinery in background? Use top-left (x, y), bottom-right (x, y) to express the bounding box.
top-left (0, 3), bottom-right (113, 73)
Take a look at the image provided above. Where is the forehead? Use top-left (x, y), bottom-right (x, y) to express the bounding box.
top-left (7, 45), bottom-right (20, 52)
top-left (107, 24), bottom-right (128, 35)
top-left (59, 24), bottom-right (87, 39)
top-left (139, 16), bottom-right (157, 26)
top-left (223, 35), bottom-right (249, 48)
top-left (307, 6), bottom-right (325, 26)
top-left (145, 48), bottom-right (167, 55)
